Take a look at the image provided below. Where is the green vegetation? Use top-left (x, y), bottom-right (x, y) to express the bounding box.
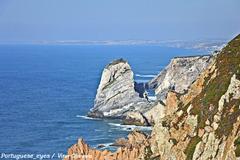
top-left (162, 120), bottom-right (167, 127)
top-left (143, 146), bottom-right (152, 159)
top-left (161, 117), bottom-right (171, 128)
top-left (123, 118), bottom-right (146, 126)
top-left (143, 146), bottom-right (160, 160)
top-left (173, 101), bottom-right (190, 129)
top-left (234, 137), bottom-right (240, 157)
top-left (106, 58), bottom-right (127, 69)
top-left (189, 34), bottom-right (240, 138)
top-left (184, 136), bottom-right (201, 160)
top-left (216, 100), bottom-right (240, 137)
top-left (169, 138), bottom-right (178, 145)
top-left (236, 64), bottom-right (240, 80)
top-left (180, 34), bottom-right (240, 160)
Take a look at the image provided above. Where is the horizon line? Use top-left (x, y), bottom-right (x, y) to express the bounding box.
top-left (0, 38), bottom-right (227, 45)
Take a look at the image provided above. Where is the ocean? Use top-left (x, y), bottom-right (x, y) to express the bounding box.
top-left (0, 44), bottom-right (203, 159)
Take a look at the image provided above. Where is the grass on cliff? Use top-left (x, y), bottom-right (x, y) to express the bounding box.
top-left (175, 35), bottom-right (240, 159)
top-left (237, 64), bottom-right (240, 80)
top-left (235, 137), bottom-right (240, 157)
top-left (143, 146), bottom-right (160, 160)
top-left (184, 136), bottom-right (201, 160)
top-left (217, 100), bottom-right (240, 137)
top-left (105, 58), bottom-right (127, 69)
top-left (190, 34), bottom-right (240, 138)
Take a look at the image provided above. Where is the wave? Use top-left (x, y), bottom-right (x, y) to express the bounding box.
top-left (65, 136), bottom-right (78, 140)
top-left (76, 115), bottom-right (101, 120)
top-left (93, 143), bottom-right (116, 151)
top-left (148, 96), bottom-right (157, 101)
top-left (135, 74), bottom-right (156, 78)
top-left (88, 137), bottom-right (109, 141)
top-left (98, 143), bottom-right (113, 147)
top-left (134, 79), bottom-right (149, 83)
top-left (108, 123), bottom-right (152, 131)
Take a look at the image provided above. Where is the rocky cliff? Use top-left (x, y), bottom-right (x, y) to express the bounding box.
top-left (66, 34), bottom-right (240, 160)
top-left (149, 55), bottom-right (213, 100)
top-left (124, 55), bottom-right (213, 126)
top-left (88, 59), bottom-right (152, 118)
top-left (147, 34), bottom-right (240, 160)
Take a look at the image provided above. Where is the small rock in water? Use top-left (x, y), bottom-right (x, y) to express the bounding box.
top-left (111, 138), bottom-right (128, 147)
top-left (97, 144), bottom-right (106, 149)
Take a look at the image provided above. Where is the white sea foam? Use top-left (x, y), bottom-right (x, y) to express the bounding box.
top-left (108, 123), bottom-right (152, 131)
top-left (88, 137), bottom-right (109, 141)
top-left (148, 96), bottom-right (157, 101)
top-left (135, 74), bottom-right (156, 78)
top-left (93, 143), bottom-right (115, 150)
top-left (65, 136), bottom-right (78, 140)
top-left (76, 115), bottom-right (101, 120)
top-left (100, 143), bottom-right (113, 147)
top-left (135, 79), bottom-right (149, 83)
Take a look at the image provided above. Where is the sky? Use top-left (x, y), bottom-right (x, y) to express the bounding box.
top-left (0, 0), bottom-right (239, 42)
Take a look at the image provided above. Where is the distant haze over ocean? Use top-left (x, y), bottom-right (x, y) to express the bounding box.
top-left (0, 39), bottom-right (226, 52)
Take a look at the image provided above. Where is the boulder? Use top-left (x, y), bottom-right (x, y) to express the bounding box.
top-left (123, 101), bottom-right (165, 126)
top-left (122, 111), bottom-right (150, 126)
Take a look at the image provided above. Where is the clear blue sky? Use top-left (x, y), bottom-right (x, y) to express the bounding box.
top-left (0, 0), bottom-right (239, 42)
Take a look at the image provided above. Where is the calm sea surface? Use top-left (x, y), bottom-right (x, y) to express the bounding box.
top-left (0, 44), bottom-right (203, 159)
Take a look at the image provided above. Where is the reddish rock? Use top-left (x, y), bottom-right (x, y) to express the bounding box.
top-left (64, 130), bottom-right (149, 160)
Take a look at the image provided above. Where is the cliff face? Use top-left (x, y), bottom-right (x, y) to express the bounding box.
top-left (148, 34), bottom-right (240, 159)
top-left (66, 35), bottom-right (240, 160)
top-left (124, 55), bottom-right (213, 126)
top-left (149, 55), bottom-right (213, 100)
top-left (88, 59), bottom-right (152, 118)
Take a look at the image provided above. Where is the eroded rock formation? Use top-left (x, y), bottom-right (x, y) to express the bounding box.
top-left (64, 130), bottom-right (151, 160)
top-left (88, 59), bottom-right (152, 118)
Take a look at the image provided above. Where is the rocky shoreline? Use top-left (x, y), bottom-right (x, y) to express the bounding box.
top-left (65, 34), bottom-right (240, 160)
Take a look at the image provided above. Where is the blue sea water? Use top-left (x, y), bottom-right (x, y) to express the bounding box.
top-left (0, 44), bottom-right (203, 159)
